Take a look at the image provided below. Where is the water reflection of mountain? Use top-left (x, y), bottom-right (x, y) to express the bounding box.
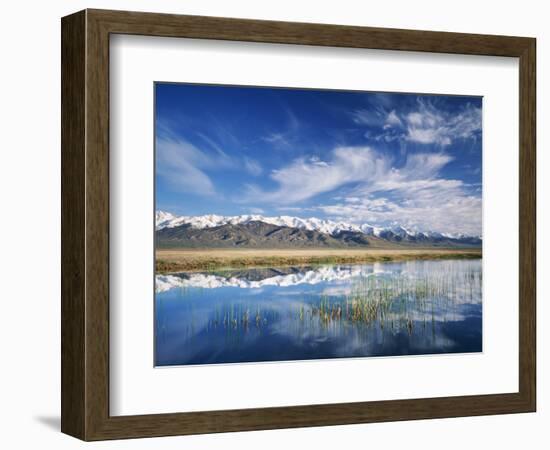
top-left (156, 265), bottom-right (368, 292)
top-left (155, 259), bottom-right (481, 297)
top-left (155, 259), bottom-right (483, 365)
top-left (208, 266), bottom-right (315, 281)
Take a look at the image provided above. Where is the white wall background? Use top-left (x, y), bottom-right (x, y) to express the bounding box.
top-left (0, 1), bottom-right (546, 448)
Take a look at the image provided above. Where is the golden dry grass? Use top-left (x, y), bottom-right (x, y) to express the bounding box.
top-left (156, 248), bottom-right (482, 273)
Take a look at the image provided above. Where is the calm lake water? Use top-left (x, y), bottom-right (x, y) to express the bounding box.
top-left (155, 259), bottom-right (482, 366)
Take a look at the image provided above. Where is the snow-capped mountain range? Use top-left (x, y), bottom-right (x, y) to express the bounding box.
top-left (155, 210), bottom-right (480, 241)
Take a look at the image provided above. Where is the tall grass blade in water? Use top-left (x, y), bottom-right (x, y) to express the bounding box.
top-left (155, 259), bottom-right (482, 366)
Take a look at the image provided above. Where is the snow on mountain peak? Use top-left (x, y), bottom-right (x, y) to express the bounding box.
top-left (155, 210), bottom-right (480, 240)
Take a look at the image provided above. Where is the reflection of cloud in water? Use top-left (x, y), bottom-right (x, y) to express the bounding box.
top-left (155, 259), bottom-right (482, 365)
top-left (264, 307), bottom-right (462, 359)
top-left (322, 285), bottom-right (352, 297)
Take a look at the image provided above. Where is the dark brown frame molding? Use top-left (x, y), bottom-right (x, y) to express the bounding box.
top-left (61, 9), bottom-right (536, 441)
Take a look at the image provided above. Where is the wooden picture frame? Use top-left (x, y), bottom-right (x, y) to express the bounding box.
top-left (61, 9), bottom-right (536, 441)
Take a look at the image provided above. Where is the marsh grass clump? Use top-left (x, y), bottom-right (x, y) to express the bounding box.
top-left (198, 260), bottom-right (481, 339)
top-left (307, 263), bottom-right (481, 332)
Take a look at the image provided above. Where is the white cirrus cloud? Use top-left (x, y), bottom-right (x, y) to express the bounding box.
top-left (261, 106), bottom-right (301, 149)
top-left (404, 99), bottom-right (481, 146)
top-left (156, 132), bottom-right (264, 195)
top-left (244, 147), bottom-right (389, 204)
top-left (242, 145), bottom-right (481, 235)
top-left (317, 192), bottom-right (481, 236)
top-left (318, 150), bottom-right (482, 235)
top-left (351, 107), bottom-right (386, 127)
top-left (156, 137), bottom-right (217, 195)
top-left (357, 98), bottom-right (482, 148)
top-left (243, 157), bottom-right (263, 176)
top-left (385, 110), bottom-right (403, 128)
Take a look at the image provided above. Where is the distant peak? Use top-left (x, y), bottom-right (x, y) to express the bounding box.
top-left (155, 211), bottom-right (481, 241)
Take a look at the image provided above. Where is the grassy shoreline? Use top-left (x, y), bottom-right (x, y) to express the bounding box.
top-left (156, 248), bottom-right (482, 273)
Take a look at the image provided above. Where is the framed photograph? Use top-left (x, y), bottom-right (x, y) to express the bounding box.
top-left (61, 9), bottom-right (536, 440)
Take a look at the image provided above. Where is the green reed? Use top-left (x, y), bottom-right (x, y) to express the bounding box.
top-left (201, 262), bottom-right (481, 336)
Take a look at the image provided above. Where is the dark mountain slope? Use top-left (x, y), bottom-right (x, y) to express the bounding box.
top-left (156, 220), bottom-right (481, 249)
top-left (156, 221), bottom-right (376, 249)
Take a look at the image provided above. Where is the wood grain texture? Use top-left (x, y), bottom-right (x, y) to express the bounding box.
top-left (518, 39), bottom-right (536, 410)
top-left (61, 10), bottom-right (86, 439)
top-left (61, 8), bottom-right (536, 441)
top-left (85, 9), bottom-right (111, 439)
top-left (89, 8), bottom-right (532, 56)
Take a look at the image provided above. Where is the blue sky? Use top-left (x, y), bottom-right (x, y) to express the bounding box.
top-left (155, 83), bottom-right (482, 235)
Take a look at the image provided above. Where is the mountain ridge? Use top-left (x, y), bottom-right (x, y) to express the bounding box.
top-left (156, 211), bottom-right (481, 240)
top-left (156, 212), bottom-right (482, 249)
